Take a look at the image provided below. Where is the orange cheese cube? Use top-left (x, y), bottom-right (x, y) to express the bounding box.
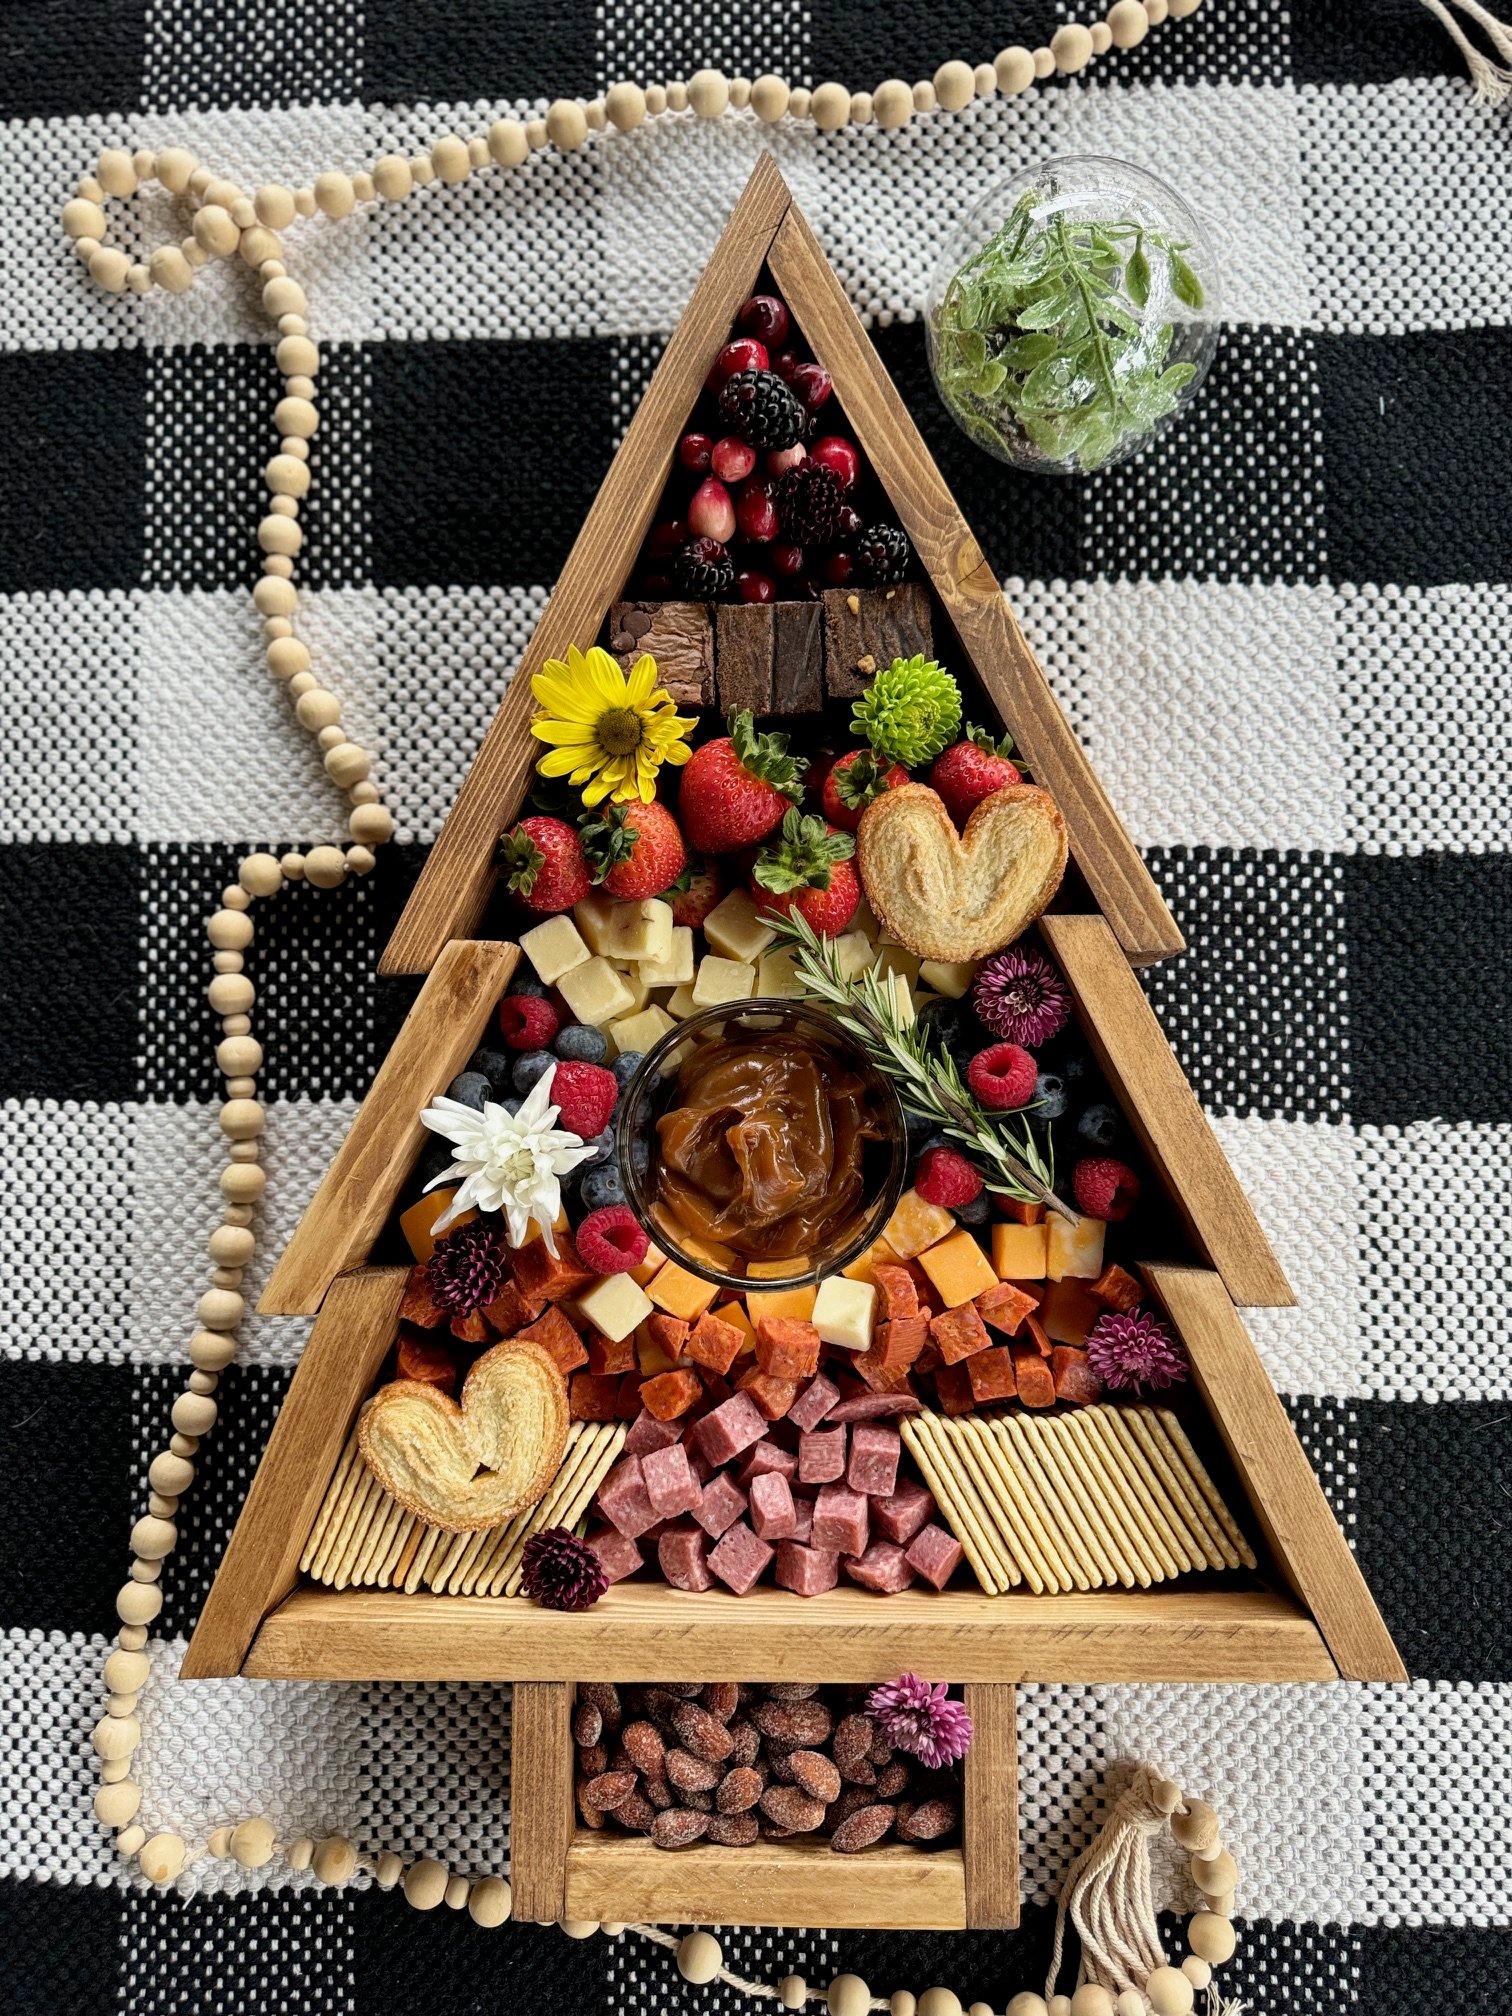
top-left (1040, 1278), bottom-right (1102, 1346)
top-left (746, 1256), bottom-right (808, 1279)
top-left (629, 1240), bottom-right (666, 1288)
top-left (745, 1283), bottom-right (817, 1325)
top-left (992, 1221), bottom-right (1049, 1281)
top-left (399, 1188), bottom-right (476, 1262)
top-left (881, 1188), bottom-right (958, 1260)
top-left (718, 1299), bottom-right (757, 1353)
top-left (917, 1229), bottom-right (999, 1309)
top-left (681, 1232), bottom-right (744, 1274)
top-left (841, 1234), bottom-right (901, 1284)
top-left (1046, 1212), bottom-right (1106, 1282)
top-left (646, 1258), bottom-right (720, 1321)
top-left (634, 1321), bottom-right (677, 1376)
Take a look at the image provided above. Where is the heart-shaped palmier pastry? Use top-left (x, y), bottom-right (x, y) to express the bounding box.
top-left (358, 1337), bottom-right (568, 1533)
top-left (856, 781), bottom-right (1068, 963)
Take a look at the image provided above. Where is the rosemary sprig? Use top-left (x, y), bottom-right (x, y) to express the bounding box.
top-left (762, 908), bottom-right (1076, 1223)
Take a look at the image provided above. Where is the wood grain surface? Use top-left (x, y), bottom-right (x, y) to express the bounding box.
top-left (509, 1681), bottom-right (575, 1922)
top-left (962, 1682), bottom-right (1020, 1928)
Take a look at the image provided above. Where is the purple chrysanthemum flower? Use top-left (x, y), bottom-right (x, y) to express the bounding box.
top-left (1086, 1309), bottom-right (1188, 1393)
top-left (865, 1674), bottom-right (974, 1768)
top-left (520, 1527), bottom-right (608, 1611)
top-left (972, 945), bottom-right (1072, 1047)
top-left (425, 1217), bottom-right (510, 1314)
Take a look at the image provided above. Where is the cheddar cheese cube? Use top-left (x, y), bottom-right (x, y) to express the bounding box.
top-left (812, 1275), bottom-right (877, 1354)
top-left (992, 1220), bottom-right (1049, 1281)
top-left (574, 1272), bottom-right (654, 1344)
top-left (882, 1187), bottom-right (957, 1260)
top-left (917, 1228), bottom-right (1000, 1309)
top-left (841, 1234), bottom-right (902, 1285)
top-left (640, 925), bottom-right (695, 989)
top-left (691, 954), bottom-right (757, 1010)
top-left (745, 1282), bottom-right (818, 1325)
top-left (557, 955), bottom-right (636, 1027)
top-left (399, 1187), bottom-right (475, 1261)
top-left (629, 1240), bottom-right (666, 1287)
top-left (518, 912), bottom-right (590, 986)
top-left (1046, 1212), bottom-right (1106, 1282)
top-left (646, 1258), bottom-right (720, 1321)
top-left (703, 888), bottom-right (777, 963)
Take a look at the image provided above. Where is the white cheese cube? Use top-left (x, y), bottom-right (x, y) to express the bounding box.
top-left (518, 913), bottom-right (590, 986)
top-left (832, 930), bottom-right (874, 982)
top-left (574, 1272), bottom-right (654, 1343)
top-left (920, 959), bottom-right (977, 999)
top-left (874, 943), bottom-right (921, 988)
top-left (757, 947), bottom-right (806, 999)
top-left (639, 924), bottom-right (694, 988)
top-left (613, 962), bottom-right (651, 1013)
top-left (666, 983), bottom-right (698, 1020)
top-left (690, 954), bottom-right (757, 1010)
top-left (572, 890), bottom-right (618, 957)
top-left (605, 897), bottom-right (673, 965)
top-left (607, 1004), bottom-right (676, 1058)
top-left (811, 1275), bottom-right (877, 1353)
top-left (703, 888), bottom-right (777, 963)
top-left (852, 897), bottom-right (880, 941)
top-left (556, 955), bottom-right (636, 1027)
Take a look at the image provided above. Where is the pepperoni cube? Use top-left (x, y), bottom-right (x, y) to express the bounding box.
top-left (684, 1309), bottom-right (747, 1376)
top-left (1010, 1340), bottom-right (1056, 1407)
top-left (974, 1281), bottom-right (1039, 1339)
top-left (871, 1262), bottom-right (921, 1320)
top-left (587, 1328), bottom-right (638, 1376)
top-left (932, 1360), bottom-right (975, 1415)
top-left (754, 1317), bottom-right (821, 1381)
top-left (513, 1229), bottom-right (594, 1303)
top-left (516, 1305), bottom-right (588, 1377)
top-left (966, 1345), bottom-right (1018, 1404)
top-left (1051, 1345), bottom-right (1104, 1406)
top-left (929, 1300), bottom-right (993, 1365)
top-left (482, 1279), bottom-right (546, 1336)
top-left (1090, 1262), bottom-right (1143, 1312)
top-left (570, 1371), bottom-right (622, 1420)
top-left (736, 1366), bottom-right (800, 1421)
top-left (640, 1368), bottom-right (703, 1420)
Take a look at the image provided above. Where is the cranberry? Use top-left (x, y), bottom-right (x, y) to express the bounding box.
top-left (710, 436), bottom-right (757, 483)
top-left (789, 361), bottom-right (832, 412)
top-left (736, 568), bottom-right (776, 604)
top-left (766, 442), bottom-right (807, 476)
top-left (706, 337), bottom-right (768, 390)
top-left (822, 550), bottom-right (855, 585)
top-left (678, 431), bottom-right (713, 473)
top-left (737, 295), bottom-right (791, 347)
top-left (810, 435), bottom-right (861, 491)
top-left (769, 542), bottom-right (806, 578)
top-left (771, 349), bottom-right (801, 383)
top-left (735, 479), bottom-right (781, 543)
top-left (687, 477), bottom-right (736, 543)
top-left (836, 503), bottom-right (863, 538)
top-left (645, 518), bottom-right (687, 558)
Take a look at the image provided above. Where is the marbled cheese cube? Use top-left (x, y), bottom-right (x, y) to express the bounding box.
top-left (832, 930), bottom-right (874, 981)
top-left (920, 959), bottom-right (976, 999)
top-left (573, 890), bottom-right (618, 957)
top-left (691, 954), bottom-right (757, 1010)
top-left (812, 1275), bottom-right (877, 1353)
top-left (703, 888), bottom-right (777, 962)
top-left (757, 947), bottom-right (805, 999)
top-left (606, 897), bottom-right (673, 964)
top-left (640, 925), bottom-right (694, 988)
top-left (882, 1187), bottom-right (958, 1260)
top-left (575, 1272), bottom-right (654, 1343)
top-left (608, 1004), bottom-right (676, 1058)
top-left (556, 955), bottom-right (636, 1027)
top-left (518, 913), bottom-right (591, 986)
top-left (1046, 1212), bottom-right (1106, 1281)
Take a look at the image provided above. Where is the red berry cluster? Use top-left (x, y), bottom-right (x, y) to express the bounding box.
top-left (639, 291), bottom-right (911, 605)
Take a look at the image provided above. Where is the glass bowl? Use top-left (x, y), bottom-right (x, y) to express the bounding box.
top-left (925, 152), bottom-right (1221, 475)
top-left (614, 1001), bottom-right (908, 1295)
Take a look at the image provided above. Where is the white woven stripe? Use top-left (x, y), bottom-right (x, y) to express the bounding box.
top-left (0, 592), bottom-right (139, 844)
top-left (0, 1629), bottom-right (116, 1886)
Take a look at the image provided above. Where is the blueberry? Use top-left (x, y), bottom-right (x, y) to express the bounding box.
top-left (512, 1050), bottom-right (556, 1095)
top-left (468, 1047), bottom-right (513, 1092)
top-left (903, 1108), bottom-right (936, 1151)
top-left (502, 1097), bottom-right (521, 1117)
top-left (446, 1069), bottom-right (491, 1111)
top-left (612, 1050), bottom-right (644, 1089)
top-left (418, 1141), bottom-right (456, 1188)
top-left (919, 1131), bottom-right (953, 1159)
top-left (581, 1162), bottom-right (627, 1211)
top-left (580, 1125), bottom-right (616, 1166)
top-left (1059, 1051), bottom-right (1092, 1086)
top-left (1032, 1071), bottom-right (1067, 1122)
top-left (919, 1000), bottom-right (964, 1050)
top-left (954, 1192), bottom-right (992, 1225)
top-left (554, 1022), bottom-right (608, 1064)
top-left (628, 1134), bottom-right (652, 1184)
top-left (1077, 1100), bottom-right (1120, 1149)
top-left (510, 967), bottom-right (551, 999)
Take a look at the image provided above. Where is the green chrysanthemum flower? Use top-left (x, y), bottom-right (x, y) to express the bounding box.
top-left (850, 655), bottom-right (963, 767)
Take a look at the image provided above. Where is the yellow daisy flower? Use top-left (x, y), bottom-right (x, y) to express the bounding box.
top-left (529, 645), bottom-right (698, 807)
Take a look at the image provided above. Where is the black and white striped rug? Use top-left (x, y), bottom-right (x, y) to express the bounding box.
top-left (2, 1), bottom-right (1509, 2009)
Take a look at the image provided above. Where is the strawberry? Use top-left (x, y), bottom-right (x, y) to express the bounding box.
top-left (677, 710), bottom-right (806, 853)
top-left (750, 808), bottom-right (861, 935)
top-left (929, 725), bottom-right (1023, 826)
top-left (820, 748), bottom-right (909, 832)
top-left (668, 856), bottom-right (724, 928)
top-left (498, 816), bottom-right (591, 914)
top-left (578, 799), bottom-right (687, 901)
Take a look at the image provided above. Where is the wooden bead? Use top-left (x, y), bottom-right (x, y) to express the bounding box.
top-left (1115, 1995), bottom-right (1145, 2016)
top-left (239, 851), bottom-right (284, 896)
top-left (112, 1824), bottom-right (146, 1860)
top-left (276, 334), bottom-right (319, 377)
top-left (97, 148), bottom-right (137, 197)
top-left (890, 1995), bottom-right (916, 2016)
top-left (918, 1993), bottom-right (962, 2016)
top-left (104, 1647), bottom-right (151, 1693)
top-left (275, 395), bottom-right (318, 437)
top-left (811, 81), bottom-right (851, 130)
top-left (677, 1931), bottom-right (722, 1983)
top-left (468, 1875), bottom-right (512, 1926)
top-left (778, 1980), bottom-right (806, 2011)
top-left (317, 724), bottom-right (346, 752)
top-left (643, 85), bottom-right (667, 116)
top-left (546, 100), bottom-right (588, 150)
top-left (1145, 0), bottom-right (1169, 19)
top-left (873, 79), bottom-right (914, 128)
top-left (218, 1097), bottom-right (264, 1140)
top-left (63, 197), bottom-right (107, 240)
top-left (849, 91), bottom-right (874, 124)
top-left (230, 1816), bottom-right (277, 1868)
top-left (373, 153), bottom-right (414, 200)
top-left (934, 59), bottom-right (976, 109)
top-left (258, 514), bottom-right (302, 558)
top-left (1052, 24), bottom-right (1096, 71)
top-left (149, 1449), bottom-right (196, 1494)
top-left (294, 687), bottom-right (340, 731)
top-left (314, 170), bottom-right (355, 218)
top-left (487, 121), bottom-right (528, 169)
top-left (156, 146), bottom-right (196, 193)
top-left (212, 952), bottom-right (245, 976)
top-left (432, 135), bottom-right (472, 183)
top-left (404, 1858), bottom-right (449, 1909)
top-left (751, 75), bottom-right (789, 122)
top-left (728, 77), bottom-right (750, 108)
top-left (304, 844), bottom-right (348, 888)
top-left (172, 1391), bottom-right (219, 1436)
top-left (351, 778), bottom-right (380, 803)
top-left (89, 246), bottom-right (132, 293)
top-left (1070, 1989), bottom-right (1115, 2016)
top-left (169, 1430), bottom-right (200, 1454)
top-left (444, 1871), bottom-right (470, 1908)
top-left (1192, 1847), bottom-right (1236, 1895)
top-left (603, 83), bottom-right (646, 132)
top-left (229, 197), bottom-right (257, 229)
top-left (126, 264), bottom-right (154, 296)
top-left (409, 153), bottom-right (436, 181)
top-left (1180, 1958), bottom-right (1211, 1990)
top-left (829, 1978), bottom-right (870, 2016)
top-left (325, 743), bottom-right (371, 787)
top-left (265, 456), bottom-right (311, 505)
top-left (1091, 21), bottom-right (1113, 51)
top-left (346, 845), bottom-right (377, 875)
top-left (200, 1282), bottom-right (246, 1328)
top-left (207, 975), bottom-right (254, 1017)
top-left (208, 908), bottom-right (254, 951)
top-left (140, 1833), bottom-right (187, 1884)
top-left (189, 1329), bottom-right (237, 1373)
top-left (253, 184), bottom-right (295, 230)
top-left (1049, 2000), bottom-right (1073, 2016)
top-left (688, 69), bottom-right (729, 119)
top-left (100, 1754), bottom-right (133, 1783)
top-left (1006, 1999), bottom-right (1050, 2016)
top-left (1169, 0), bottom-right (1201, 14)
top-left (912, 81), bottom-right (936, 111)
top-left (375, 1851), bottom-right (403, 1888)
top-left (281, 851), bottom-right (306, 880)
top-left (349, 801), bottom-right (394, 845)
top-left (93, 1711), bottom-right (140, 1759)
top-left (130, 1514), bottom-right (177, 1560)
top-left (1150, 1775), bottom-right (1182, 1814)
top-left (191, 204), bottom-right (236, 258)
top-left (94, 1779), bottom-right (141, 1828)
top-left (1187, 1910), bottom-right (1235, 1965)
top-left (149, 245), bottom-right (195, 293)
top-left (665, 82), bottom-right (688, 111)
top-left (287, 1835), bottom-right (314, 1871)
top-left (118, 1625), bottom-right (149, 1651)
top-left (128, 1557), bottom-right (161, 1584)
top-left (252, 576), bottom-right (297, 618)
top-left (117, 1579), bottom-right (162, 1625)
top-left (312, 1834), bottom-right (357, 1885)
top-left (1144, 1968), bottom-right (1193, 2016)
top-left (467, 136), bottom-right (491, 167)
top-left (1034, 46), bottom-right (1056, 77)
top-left (995, 45), bottom-right (1037, 91)
top-left (974, 61), bottom-right (998, 93)
top-left (268, 638), bottom-right (312, 682)
top-left (1170, 1799), bottom-right (1220, 1855)
top-left (287, 669), bottom-right (318, 698)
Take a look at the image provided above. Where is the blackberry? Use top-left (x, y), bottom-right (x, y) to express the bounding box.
top-left (853, 523), bottom-right (911, 586)
top-left (670, 535), bottom-right (734, 599)
top-left (775, 462), bottom-right (843, 546)
top-left (718, 367), bottom-right (805, 450)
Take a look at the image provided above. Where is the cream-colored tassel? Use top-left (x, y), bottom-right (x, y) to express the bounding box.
top-left (1421, 0), bottom-right (1512, 104)
top-left (1045, 1764), bottom-right (1168, 2001)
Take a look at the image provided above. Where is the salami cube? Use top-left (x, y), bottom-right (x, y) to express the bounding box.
top-left (594, 1454), bottom-right (660, 1539)
top-left (625, 1406), bottom-right (684, 1458)
top-left (687, 1440), bottom-right (715, 1484)
top-left (617, 1371), bottom-right (646, 1418)
top-left (1051, 1345), bottom-right (1104, 1406)
top-left (932, 1360), bottom-right (975, 1415)
top-left (692, 1470), bottom-right (748, 1540)
top-left (748, 1469), bottom-right (797, 1541)
top-left (481, 1280), bottom-right (544, 1336)
top-left (695, 1369), bottom-right (735, 1409)
top-left (570, 1371), bottom-right (623, 1420)
top-left (658, 1520), bottom-right (715, 1592)
top-left (846, 1420), bottom-right (901, 1498)
top-left (798, 1424), bottom-right (847, 1486)
top-left (587, 1328), bottom-right (637, 1376)
top-left (684, 1309), bottom-right (747, 1376)
top-left (754, 1317), bottom-right (821, 1381)
top-left (975, 1280), bottom-right (1038, 1338)
top-left (789, 1371), bottom-right (840, 1433)
top-left (514, 1230), bottom-right (594, 1303)
top-left (707, 1519), bottom-right (775, 1595)
top-left (738, 1440), bottom-right (798, 1487)
top-left (905, 1522), bottom-right (964, 1590)
top-left (693, 1388), bottom-right (768, 1465)
top-left (1090, 1263), bottom-right (1142, 1312)
top-left (872, 1477), bottom-right (936, 1547)
top-left (586, 1525), bottom-right (643, 1584)
top-left (811, 1484), bottom-right (870, 1558)
top-left (929, 1301), bottom-right (993, 1365)
top-left (844, 1540), bottom-right (917, 1593)
top-left (774, 1539), bottom-right (840, 1597)
top-left (966, 1345), bottom-right (1018, 1405)
top-left (518, 1304), bottom-right (589, 1376)
top-left (1010, 1339), bottom-right (1056, 1407)
top-left (872, 1263), bottom-right (919, 1321)
top-left (736, 1366), bottom-right (800, 1420)
top-left (640, 1368), bottom-right (703, 1420)
top-left (790, 1493), bottom-right (815, 1544)
top-left (641, 1440), bottom-right (700, 1518)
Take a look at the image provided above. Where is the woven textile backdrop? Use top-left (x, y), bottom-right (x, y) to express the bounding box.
top-left (2, 0), bottom-right (1510, 2009)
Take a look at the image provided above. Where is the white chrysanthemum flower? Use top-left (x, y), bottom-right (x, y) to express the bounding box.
top-left (419, 1063), bottom-right (596, 1254)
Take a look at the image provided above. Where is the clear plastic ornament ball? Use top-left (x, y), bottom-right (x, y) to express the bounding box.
top-left (925, 154), bottom-right (1221, 475)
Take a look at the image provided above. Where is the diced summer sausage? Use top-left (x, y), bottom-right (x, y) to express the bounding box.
top-left (905, 1522), bottom-right (965, 1590)
top-left (586, 1526), bottom-right (644, 1583)
top-left (845, 1420), bottom-right (901, 1498)
top-left (658, 1520), bottom-right (715, 1592)
top-left (788, 1370), bottom-right (840, 1432)
top-left (811, 1484), bottom-right (870, 1558)
top-left (738, 1440), bottom-right (798, 1487)
top-left (749, 1469), bottom-right (798, 1541)
top-left (641, 1440), bottom-right (701, 1518)
top-left (824, 1392), bottom-right (923, 1422)
top-left (774, 1540), bottom-right (840, 1596)
top-left (691, 1471), bottom-right (748, 1540)
top-left (870, 1477), bottom-right (935, 1547)
top-left (693, 1389), bottom-right (769, 1465)
top-left (594, 1454), bottom-right (660, 1539)
top-left (624, 1406), bottom-right (684, 1457)
top-left (707, 1519), bottom-right (775, 1595)
top-left (798, 1424), bottom-right (847, 1485)
top-left (843, 1540), bottom-right (917, 1593)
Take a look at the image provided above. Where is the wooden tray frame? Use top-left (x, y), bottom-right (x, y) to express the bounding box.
top-left (182, 157), bottom-right (1406, 1929)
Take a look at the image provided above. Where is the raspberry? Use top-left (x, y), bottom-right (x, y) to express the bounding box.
top-left (497, 994), bottom-right (560, 1051)
top-left (1072, 1156), bottom-right (1141, 1222)
top-left (966, 1042), bottom-right (1038, 1111)
top-left (549, 1059), bottom-right (618, 1140)
top-left (575, 1205), bottom-right (649, 1274)
top-left (913, 1145), bottom-right (984, 1209)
